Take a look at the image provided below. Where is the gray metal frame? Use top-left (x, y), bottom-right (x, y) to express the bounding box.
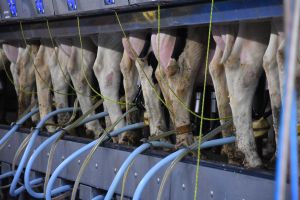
top-left (0, 0), bottom-right (282, 41)
top-left (0, 128), bottom-right (281, 200)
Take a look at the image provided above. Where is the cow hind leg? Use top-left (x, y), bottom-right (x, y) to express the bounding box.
top-left (119, 50), bottom-right (140, 144)
top-left (93, 39), bottom-right (125, 142)
top-left (263, 31), bottom-right (281, 148)
top-left (226, 57), bottom-right (263, 167)
top-left (135, 59), bottom-right (167, 138)
top-left (209, 46), bottom-right (236, 162)
top-left (34, 44), bottom-right (56, 132)
top-left (67, 42), bottom-right (104, 138)
top-left (49, 47), bottom-right (71, 125)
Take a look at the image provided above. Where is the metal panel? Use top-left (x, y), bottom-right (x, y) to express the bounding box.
top-left (52, 0), bottom-right (129, 16)
top-left (0, 0), bottom-right (55, 21)
top-left (0, 0), bottom-right (282, 41)
top-left (129, 0), bottom-right (205, 6)
top-left (0, 128), bottom-right (281, 200)
top-left (0, 0), bottom-right (23, 20)
top-left (29, 0), bottom-right (56, 18)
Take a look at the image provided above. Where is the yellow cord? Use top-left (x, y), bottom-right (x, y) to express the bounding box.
top-left (76, 16), bottom-right (133, 106)
top-left (120, 159), bottom-right (135, 200)
top-left (194, 0), bottom-right (214, 199)
top-left (19, 22), bottom-right (76, 96)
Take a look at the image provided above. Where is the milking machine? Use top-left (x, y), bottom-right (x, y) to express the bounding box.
top-left (24, 111), bottom-right (109, 198)
top-left (0, 107), bottom-right (39, 189)
top-left (0, 0), bottom-right (297, 199)
top-left (132, 136), bottom-right (236, 200)
top-left (45, 122), bottom-right (147, 200)
top-left (9, 107), bottom-right (78, 197)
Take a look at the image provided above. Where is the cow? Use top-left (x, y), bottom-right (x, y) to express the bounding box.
top-left (121, 31), bottom-right (168, 144)
top-left (151, 27), bottom-right (206, 147)
top-left (210, 22), bottom-right (271, 168)
top-left (33, 40), bottom-right (56, 132)
top-left (58, 37), bottom-right (104, 138)
top-left (3, 42), bottom-right (39, 124)
top-left (92, 33), bottom-right (126, 142)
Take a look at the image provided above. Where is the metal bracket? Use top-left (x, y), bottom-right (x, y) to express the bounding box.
top-left (7, 0), bottom-right (17, 17)
top-left (35, 0), bottom-right (45, 14)
top-left (67, 0), bottom-right (77, 11)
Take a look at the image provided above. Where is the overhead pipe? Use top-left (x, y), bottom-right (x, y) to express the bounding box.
top-left (132, 136), bottom-right (236, 200)
top-left (9, 107), bottom-right (78, 197)
top-left (91, 141), bottom-right (174, 200)
top-left (45, 122), bottom-right (147, 200)
top-left (0, 107), bottom-right (39, 147)
top-left (24, 111), bottom-right (109, 199)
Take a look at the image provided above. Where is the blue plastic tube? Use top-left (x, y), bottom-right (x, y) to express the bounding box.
top-left (132, 136), bottom-right (236, 200)
top-left (0, 107), bottom-right (39, 147)
top-left (289, 92), bottom-right (298, 200)
top-left (94, 141), bottom-right (173, 200)
top-left (45, 122), bottom-right (146, 200)
top-left (24, 112), bottom-right (109, 199)
top-left (9, 107), bottom-right (77, 197)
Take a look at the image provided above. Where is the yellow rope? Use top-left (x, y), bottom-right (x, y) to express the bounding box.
top-left (76, 16), bottom-right (133, 106)
top-left (19, 22), bottom-right (76, 96)
top-left (194, 0), bottom-right (214, 199)
top-left (120, 159), bottom-right (135, 200)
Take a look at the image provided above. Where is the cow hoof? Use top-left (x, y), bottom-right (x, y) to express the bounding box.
top-left (228, 158), bottom-right (243, 166)
top-left (175, 133), bottom-right (194, 149)
top-left (46, 125), bottom-right (57, 134)
top-left (112, 136), bottom-right (119, 144)
top-left (86, 129), bottom-right (101, 139)
top-left (119, 131), bottom-right (141, 145)
top-left (243, 158), bottom-right (263, 169)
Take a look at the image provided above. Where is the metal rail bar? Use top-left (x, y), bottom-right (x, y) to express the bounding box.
top-left (0, 0), bottom-right (282, 41)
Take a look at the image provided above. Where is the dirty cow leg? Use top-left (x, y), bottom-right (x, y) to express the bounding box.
top-left (209, 46), bottom-right (235, 161)
top-left (262, 27), bottom-right (281, 145)
top-left (17, 44), bottom-right (39, 122)
top-left (224, 22), bottom-right (269, 168)
top-left (67, 38), bottom-right (104, 138)
top-left (273, 18), bottom-right (285, 97)
top-left (93, 33), bottom-right (125, 143)
top-left (153, 28), bottom-right (204, 146)
top-left (49, 44), bottom-right (71, 125)
top-left (34, 41), bottom-right (56, 132)
top-left (30, 86), bottom-right (40, 124)
top-left (277, 40), bottom-right (285, 97)
top-left (9, 63), bottom-right (19, 95)
top-left (119, 49), bottom-right (141, 144)
top-left (3, 43), bottom-right (19, 95)
top-left (135, 59), bottom-right (167, 137)
top-left (122, 33), bottom-right (167, 142)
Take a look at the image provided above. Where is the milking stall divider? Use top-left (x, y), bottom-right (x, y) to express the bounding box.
top-left (0, 0), bottom-right (289, 200)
